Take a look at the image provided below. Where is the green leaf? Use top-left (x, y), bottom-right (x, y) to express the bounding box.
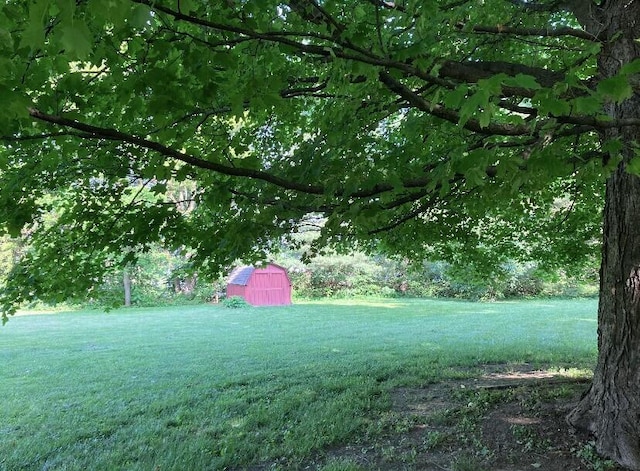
top-left (259, 91), bottom-right (282, 108)
top-left (465, 167), bottom-right (487, 187)
top-left (0, 28), bottom-right (14, 52)
top-left (230, 93), bottom-right (245, 117)
top-left (508, 74), bottom-right (541, 90)
top-left (534, 90), bottom-right (571, 116)
top-left (56, 0), bottom-right (77, 21)
top-left (60, 20), bottom-right (93, 59)
top-left (459, 88), bottom-right (490, 127)
top-left (602, 138), bottom-right (623, 157)
top-left (478, 106), bottom-right (493, 129)
top-left (443, 84), bottom-right (468, 109)
top-left (478, 74), bottom-right (505, 96)
top-left (177, 0), bottom-right (198, 14)
top-left (620, 58), bottom-right (640, 75)
top-left (0, 86), bottom-right (30, 122)
top-left (572, 96), bottom-right (602, 115)
top-left (0, 58), bottom-right (16, 80)
top-left (212, 52), bottom-right (238, 69)
top-left (597, 75), bottom-right (633, 103)
top-left (20, 18), bottom-right (45, 50)
top-left (626, 158), bottom-right (640, 176)
top-left (151, 183), bottom-right (167, 194)
top-left (353, 4), bottom-right (367, 20)
top-left (131, 4), bottom-right (153, 28)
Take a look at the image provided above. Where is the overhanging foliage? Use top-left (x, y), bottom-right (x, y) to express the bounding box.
top-left (1, 1), bottom-right (621, 319)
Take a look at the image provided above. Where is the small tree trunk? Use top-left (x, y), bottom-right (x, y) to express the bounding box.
top-left (123, 269), bottom-right (132, 307)
top-left (183, 274), bottom-right (197, 294)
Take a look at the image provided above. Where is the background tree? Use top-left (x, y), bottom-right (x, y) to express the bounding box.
top-left (1, 0), bottom-right (639, 468)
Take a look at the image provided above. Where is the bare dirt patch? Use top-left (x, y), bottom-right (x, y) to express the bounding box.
top-left (320, 365), bottom-right (623, 471)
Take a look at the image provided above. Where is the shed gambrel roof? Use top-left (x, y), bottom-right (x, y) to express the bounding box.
top-left (227, 266), bottom-right (255, 286)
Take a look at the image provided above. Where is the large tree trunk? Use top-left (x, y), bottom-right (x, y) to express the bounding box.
top-left (567, 167), bottom-right (640, 470)
top-left (567, 2), bottom-right (640, 469)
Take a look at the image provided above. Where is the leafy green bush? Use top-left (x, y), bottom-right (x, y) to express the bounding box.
top-left (498, 262), bottom-right (544, 298)
top-left (281, 253), bottom-right (597, 301)
top-left (285, 253), bottom-right (387, 298)
top-left (223, 296), bottom-right (250, 308)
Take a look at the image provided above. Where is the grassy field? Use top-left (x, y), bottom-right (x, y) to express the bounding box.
top-left (0, 298), bottom-right (598, 470)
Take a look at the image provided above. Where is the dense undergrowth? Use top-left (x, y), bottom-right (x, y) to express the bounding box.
top-left (2, 234), bottom-right (598, 310)
top-left (87, 252), bottom-right (598, 309)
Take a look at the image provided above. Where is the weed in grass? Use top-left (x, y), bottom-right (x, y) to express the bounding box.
top-left (548, 366), bottom-right (594, 379)
top-left (423, 430), bottom-right (448, 450)
top-left (541, 384), bottom-right (583, 401)
top-left (574, 442), bottom-right (618, 471)
top-left (428, 408), bottom-right (458, 427)
top-left (222, 295), bottom-right (250, 308)
top-left (455, 416), bottom-right (494, 460)
top-left (367, 411), bottom-right (419, 437)
top-left (378, 441), bottom-right (419, 466)
top-left (380, 444), bottom-right (397, 462)
top-left (517, 383), bottom-right (582, 411)
top-left (510, 424), bottom-right (551, 452)
top-left (454, 387), bottom-right (512, 412)
top-left (319, 457), bottom-right (365, 471)
top-left (451, 453), bottom-right (490, 471)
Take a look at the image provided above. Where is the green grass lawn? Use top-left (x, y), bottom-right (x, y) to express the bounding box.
top-left (0, 298), bottom-right (598, 470)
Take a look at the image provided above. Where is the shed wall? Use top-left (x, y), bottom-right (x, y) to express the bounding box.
top-left (226, 284), bottom-right (246, 299)
top-left (245, 265), bottom-right (291, 305)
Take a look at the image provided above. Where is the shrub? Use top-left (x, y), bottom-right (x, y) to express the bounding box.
top-left (284, 253), bottom-right (389, 299)
top-left (223, 296), bottom-right (250, 309)
top-left (498, 262), bottom-right (544, 298)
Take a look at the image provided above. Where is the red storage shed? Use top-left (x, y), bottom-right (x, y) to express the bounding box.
top-left (226, 263), bottom-right (292, 306)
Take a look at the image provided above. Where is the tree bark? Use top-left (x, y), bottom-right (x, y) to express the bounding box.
top-left (568, 167), bottom-right (640, 470)
top-left (567, 2), bottom-right (640, 469)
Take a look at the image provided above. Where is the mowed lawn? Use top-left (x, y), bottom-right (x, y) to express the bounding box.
top-left (0, 298), bottom-right (598, 470)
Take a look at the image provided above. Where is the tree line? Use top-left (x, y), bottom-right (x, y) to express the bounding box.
top-left (0, 236), bottom-right (596, 308)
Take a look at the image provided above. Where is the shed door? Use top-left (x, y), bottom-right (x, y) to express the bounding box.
top-left (251, 272), bottom-right (289, 305)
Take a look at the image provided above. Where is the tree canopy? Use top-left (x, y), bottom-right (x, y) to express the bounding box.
top-left (1, 0), bottom-right (618, 314)
top-left (2, 1), bottom-right (640, 468)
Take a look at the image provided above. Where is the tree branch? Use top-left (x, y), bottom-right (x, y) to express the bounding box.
top-left (0, 131), bottom-right (91, 141)
top-left (378, 71), bottom-right (533, 136)
top-left (23, 109), bottom-right (441, 201)
top-left (438, 60), bottom-right (565, 89)
top-left (556, 116), bottom-right (640, 129)
top-left (280, 82), bottom-right (328, 98)
top-left (368, 195), bottom-right (440, 235)
top-left (129, 0), bottom-right (455, 91)
top-left (471, 25), bottom-right (599, 41)
top-left (27, 108), bottom-right (326, 195)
